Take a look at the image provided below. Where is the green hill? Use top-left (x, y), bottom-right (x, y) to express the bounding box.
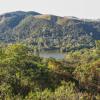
top-left (0, 11), bottom-right (100, 51)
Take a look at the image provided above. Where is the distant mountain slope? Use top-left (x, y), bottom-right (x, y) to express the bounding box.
top-left (0, 11), bottom-right (100, 51)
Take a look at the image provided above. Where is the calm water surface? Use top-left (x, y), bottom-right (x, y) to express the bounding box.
top-left (39, 50), bottom-right (66, 59)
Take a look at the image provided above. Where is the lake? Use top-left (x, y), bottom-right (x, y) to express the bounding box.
top-left (39, 50), bottom-right (66, 59)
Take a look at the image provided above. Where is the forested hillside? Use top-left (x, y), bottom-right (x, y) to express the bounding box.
top-left (0, 11), bottom-right (100, 100)
top-left (0, 11), bottom-right (100, 51)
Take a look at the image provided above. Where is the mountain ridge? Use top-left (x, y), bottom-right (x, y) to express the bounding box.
top-left (1, 11), bottom-right (100, 21)
top-left (0, 11), bottom-right (100, 51)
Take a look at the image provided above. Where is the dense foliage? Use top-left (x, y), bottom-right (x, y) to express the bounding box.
top-left (0, 43), bottom-right (100, 100)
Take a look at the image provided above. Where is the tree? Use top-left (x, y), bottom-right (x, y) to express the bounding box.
top-left (95, 40), bottom-right (100, 50)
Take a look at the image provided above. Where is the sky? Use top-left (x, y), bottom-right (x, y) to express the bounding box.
top-left (0, 0), bottom-right (100, 19)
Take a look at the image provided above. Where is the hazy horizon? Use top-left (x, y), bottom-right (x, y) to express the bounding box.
top-left (0, 0), bottom-right (100, 19)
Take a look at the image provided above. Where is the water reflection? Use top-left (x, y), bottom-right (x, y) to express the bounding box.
top-left (39, 50), bottom-right (66, 59)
